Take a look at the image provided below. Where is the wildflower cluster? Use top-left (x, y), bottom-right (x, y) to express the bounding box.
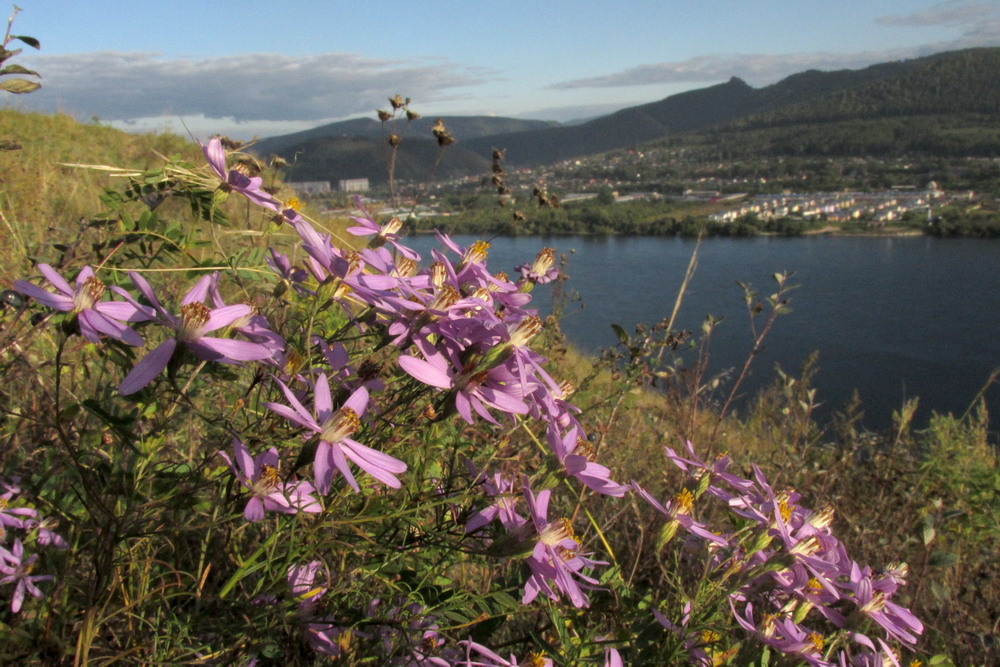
top-left (2, 129), bottom-right (929, 665)
top-left (0, 477), bottom-right (66, 614)
top-left (636, 440), bottom-right (923, 666)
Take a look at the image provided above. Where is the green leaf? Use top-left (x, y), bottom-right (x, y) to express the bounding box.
top-left (611, 323), bottom-right (629, 346)
top-left (928, 550), bottom-right (958, 568)
top-left (12, 35), bottom-right (41, 49)
top-left (0, 64), bottom-right (38, 77)
top-left (0, 78), bottom-right (40, 93)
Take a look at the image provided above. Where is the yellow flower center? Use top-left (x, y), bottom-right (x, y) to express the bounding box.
top-left (807, 632), bottom-right (824, 652)
top-left (672, 487), bottom-right (695, 516)
top-left (530, 248), bottom-right (555, 277)
top-left (509, 316), bottom-right (542, 348)
top-left (463, 240), bottom-right (490, 265)
top-left (179, 302), bottom-right (211, 341)
top-left (807, 505), bottom-right (835, 530)
top-left (73, 276), bottom-right (106, 312)
top-left (252, 464), bottom-right (281, 496)
top-left (429, 285), bottom-right (460, 312)
top-left (524, 652), bottom-right (548, 667)
top-left (382, 216), bottom-right (402, 237)
top-left (321, 407), bottom-right (361, 443)
top-left (431, 262), bottom-right (447, 288)
top-left (539, 517), bottom-right (575, 548)
top-left (396, 258), bottom-right (417, 278)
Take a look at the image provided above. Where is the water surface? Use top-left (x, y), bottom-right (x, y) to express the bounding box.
top-left (404, 234), bottom-right (1000, 434)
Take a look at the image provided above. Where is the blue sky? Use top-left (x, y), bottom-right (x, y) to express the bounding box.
top-left (6, 1), bottom-right (999, 139)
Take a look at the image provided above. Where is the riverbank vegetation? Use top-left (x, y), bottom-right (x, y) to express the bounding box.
top-left (1, 98), bottom-right (996, 663)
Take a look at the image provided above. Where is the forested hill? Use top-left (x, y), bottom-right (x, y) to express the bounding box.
top-left (733, 48), bottom-right (1000, 128)
top-left (257, 47), bottom-right (1000, 183)
top-left (469, 47), bottom-right (1000, 166)
top-left (251, 116), bottom-right (557, 161)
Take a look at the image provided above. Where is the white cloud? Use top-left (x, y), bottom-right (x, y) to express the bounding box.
top-left (17, 51), bottom-right (497, 123)
top-left (876, 0), bottom-right (998, 28)
top-left (551, 1), bottom-right (1000, 91)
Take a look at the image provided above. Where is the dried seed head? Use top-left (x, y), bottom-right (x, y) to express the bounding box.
top-left (386, 134), bottom-right (402, 148)
top-left (405, 109), bottom-right (421, 121)
top-left (377, 109), bottom-right (392, 122)
top-left (388, 94), bottom-right (406, 109)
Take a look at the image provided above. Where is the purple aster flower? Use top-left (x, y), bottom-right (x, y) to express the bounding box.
top-left (398, 336), bottom-right (529, 425)
top-left (200, 137), bottom-right (279, 209)
top-left (346, 196), bottom-right (420, 260)
top-left (0, 482), bottom-right (37, 534)
top-left (465, 470), bottom-right (527, 534)
top-left (118, 272), bottom-right (277, 395)
top-left (632, 481), bottom-right (731, 547)
top-left (218, 438), bottom-right (321, 522)
top-left (14, 264), bottom-right (149, 346)
top-left (515, 247), bottom-right (558, 287)
top-left (458, 640), bottom-right (553, 667)
top-left (0, 539), bottom-right (53, 613)
top-left (521, 482), bottom-right (604, 608)
top-left (266, 375), bottom-right (407, 493)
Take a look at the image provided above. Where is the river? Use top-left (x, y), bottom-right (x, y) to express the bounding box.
top-left (403, 234), bottom-right (1000, 435)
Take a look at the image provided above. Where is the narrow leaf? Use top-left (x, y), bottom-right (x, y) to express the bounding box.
top-left (0, 78), bottom-right (40, 93)
top-left (12, 35), bottom-right (40, 49)
top-left (0, 64), bottom-right (38, 76)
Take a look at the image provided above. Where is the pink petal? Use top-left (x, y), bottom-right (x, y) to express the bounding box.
top-left (36, 263), bottom-right (73, 295)
top-left (120, 338), bottom-right (177, 395)
top-left (202, 304), bottom-right (253, 332)
top-left (12, 281), bottom-right (73, 310)
top-left (313, 374), bottom-right (333, 423)
top-left (398, 354), bottom-right (453, 389)
top-left (192, 337), bottom-right (273, 361)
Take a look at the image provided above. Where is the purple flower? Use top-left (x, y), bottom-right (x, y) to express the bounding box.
top-left (515, 247), bottom-right (558, 286)
top-left (0, 483), bottom-right (37, 533)
top-left (14, 264), bottom-right (149, 345)
top-left (521, 483), bottom-right (604, 608)
top-left (200, 137), bottom-right (279, 209)
top-left (266, 375), bottom-right (407, 493)
top-left (118, 272), bottom-right (277, 395)
top-left (465, 470), bottom-right (527, 534)
top-left (218, 438), bottom-right (321, 522)
top-left (398, 337), bottom-right (529, 425)
top-left (345, 196), bottom-right (420, 260)
top-left (0, 539), bottom-right (53, 613)
top-left (458, 641), bottom-right (553, 667)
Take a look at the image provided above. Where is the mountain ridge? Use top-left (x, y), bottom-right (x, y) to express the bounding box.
top-left (252, 47), bottom-right (1000, 185)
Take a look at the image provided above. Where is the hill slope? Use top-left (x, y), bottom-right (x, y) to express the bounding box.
top-left (257, 47), bottom-right (1000, 184)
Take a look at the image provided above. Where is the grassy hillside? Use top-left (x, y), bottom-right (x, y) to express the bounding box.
top-left (0, 109), bottom-right (335, 283)
top-left (0, 110), bottom-right (198, 278)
